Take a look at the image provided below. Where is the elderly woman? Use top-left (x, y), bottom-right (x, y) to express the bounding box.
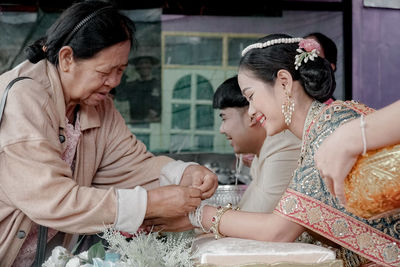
top-left (0, 1), bottom-right (217, 266)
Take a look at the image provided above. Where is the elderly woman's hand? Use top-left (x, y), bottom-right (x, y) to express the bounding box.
top-left (181, 165), bottom-right (218, 200)
top-left (141, 216), bottom-right (193, 233)
top-left (146, 185), bottom-right (202, 218)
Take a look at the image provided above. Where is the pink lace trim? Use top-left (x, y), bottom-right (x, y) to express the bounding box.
top-left (62, 112), bottom-right (81, 168)
top-left (13, 113), bottom-right (81, 266)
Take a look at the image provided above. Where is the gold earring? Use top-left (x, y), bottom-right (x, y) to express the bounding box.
top-left (281, 86), bottom-right (294, 126)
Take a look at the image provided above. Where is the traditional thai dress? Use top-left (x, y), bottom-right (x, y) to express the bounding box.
top-left (275, 100), bottom-right (400, 267)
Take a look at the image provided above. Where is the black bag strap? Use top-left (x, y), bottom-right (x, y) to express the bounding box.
top-left (0, 76), bottom-right (32, 126)
top-left (34, 225), bottom-right (48, 267)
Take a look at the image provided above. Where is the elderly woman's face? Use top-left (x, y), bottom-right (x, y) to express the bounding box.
top-left (65, 40), bottom-right (130, 106)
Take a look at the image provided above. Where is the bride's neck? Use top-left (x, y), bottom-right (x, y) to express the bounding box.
top-left (288, 96), bottom-right (314, 140)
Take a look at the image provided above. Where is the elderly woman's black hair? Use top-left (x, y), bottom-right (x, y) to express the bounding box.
top-left (25, 0), bottom-right (136, 65)
top-left (239, 33), bottom-right (335, 103)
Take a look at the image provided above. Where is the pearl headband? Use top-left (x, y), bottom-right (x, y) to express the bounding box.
top-left (241, 37), bottom-right (321, 70)
top-left (241, 37), bottom-right (303, 57)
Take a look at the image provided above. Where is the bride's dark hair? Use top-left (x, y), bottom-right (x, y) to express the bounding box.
top-left (239, 33), bottom-right (335, 103)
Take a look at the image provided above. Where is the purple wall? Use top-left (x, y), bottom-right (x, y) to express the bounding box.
top-left (353, 0), bottom-right (400, 109)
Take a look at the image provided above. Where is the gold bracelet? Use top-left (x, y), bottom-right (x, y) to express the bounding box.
top-left (209, 203), bottom-right (239, 239)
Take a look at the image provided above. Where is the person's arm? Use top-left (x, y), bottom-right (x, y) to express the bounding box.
top-left (143, 204), bottom-right (304, 241)
top-left (92, 99), bottom-right (216, 232)
top-left (315, 100), bottom-right (400, 203)
top-left (94, 98), bottom-right (217, 193)
top-left (144, 134), bottom-right (302, 232)
top-left (140, 163), bottom-right (218, 232)
top-left (355, 100), bottom-right (400, 150)
top-left (200, 206), bottom-right (304, 242)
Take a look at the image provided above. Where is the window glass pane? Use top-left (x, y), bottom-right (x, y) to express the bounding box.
top-left (172, 104), bottom-right (191, 129)
top-left (196, 104), bottom-right (214, 130)
top-left (170, 134), bottom-right (191, 152)
top-left (228, 37), bottom-right (259, 66)
top-left (135, 133), bottom-right (150, 148)
top-left (165, 35), bottom-right (222, 66)
top-left (173, 75), bottom-right (191, 99)
top-left (194, 135), bottom-right (214, 150)
top-left (131, 123), bottom-right (150, 128)
top-left (196, 75), bottom-right (214, 100)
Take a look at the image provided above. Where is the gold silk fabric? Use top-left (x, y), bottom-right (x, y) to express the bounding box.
top-left (345, 144), bottom-right (400, 219)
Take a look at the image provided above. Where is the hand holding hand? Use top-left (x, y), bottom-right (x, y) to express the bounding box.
top-left (182, 165), bottom-right (218, 200)
top-left (146, 185), bottom-right (201, 218)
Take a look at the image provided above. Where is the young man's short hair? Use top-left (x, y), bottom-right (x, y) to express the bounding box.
top-left (213, 76), bottom-right (248, 109)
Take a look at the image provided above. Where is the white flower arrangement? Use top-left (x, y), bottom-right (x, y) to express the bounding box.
top-left (42, 228), bottom-right (196, 267)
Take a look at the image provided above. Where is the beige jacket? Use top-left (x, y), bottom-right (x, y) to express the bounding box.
top-left (0, 60), bottom-right (177, 266)
top-left (238, 130), bottom-right (301, 212)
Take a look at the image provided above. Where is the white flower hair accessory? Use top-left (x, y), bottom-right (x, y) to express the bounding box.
top-left (294, 39), bottom-right (321, 70)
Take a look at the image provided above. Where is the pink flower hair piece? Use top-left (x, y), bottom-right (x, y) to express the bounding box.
top-left (294, 39), bottom-right (321, 70)
top-left (299, 39), bottom-right (321, 53)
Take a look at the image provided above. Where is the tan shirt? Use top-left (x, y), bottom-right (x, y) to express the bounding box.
top-left (238, 130), bottom-right (301, 212)
top-left (0, 60), bottom-right (187, 266)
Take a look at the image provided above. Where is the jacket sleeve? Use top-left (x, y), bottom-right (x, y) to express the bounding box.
top-left (89, 98), bottom-right (175, 190)
top-left (86, 99), bottom-right (185, 232)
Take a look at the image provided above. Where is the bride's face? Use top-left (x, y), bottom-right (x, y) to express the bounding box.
top-left (238, 68), bottom-right (287, 136)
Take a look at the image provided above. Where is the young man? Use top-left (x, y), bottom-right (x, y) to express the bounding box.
top-left (213, 76), bottom-right (301, 212)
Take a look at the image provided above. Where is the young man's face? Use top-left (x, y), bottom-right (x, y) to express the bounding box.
top-left (219, 106), bottom-right (259, 154)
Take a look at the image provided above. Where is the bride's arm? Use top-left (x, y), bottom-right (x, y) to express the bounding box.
top-left (201, 205), bottom-right (304, 242)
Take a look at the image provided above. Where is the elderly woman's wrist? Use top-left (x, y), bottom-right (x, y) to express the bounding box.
top-left (145, 189), bottom-right (162, 218)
